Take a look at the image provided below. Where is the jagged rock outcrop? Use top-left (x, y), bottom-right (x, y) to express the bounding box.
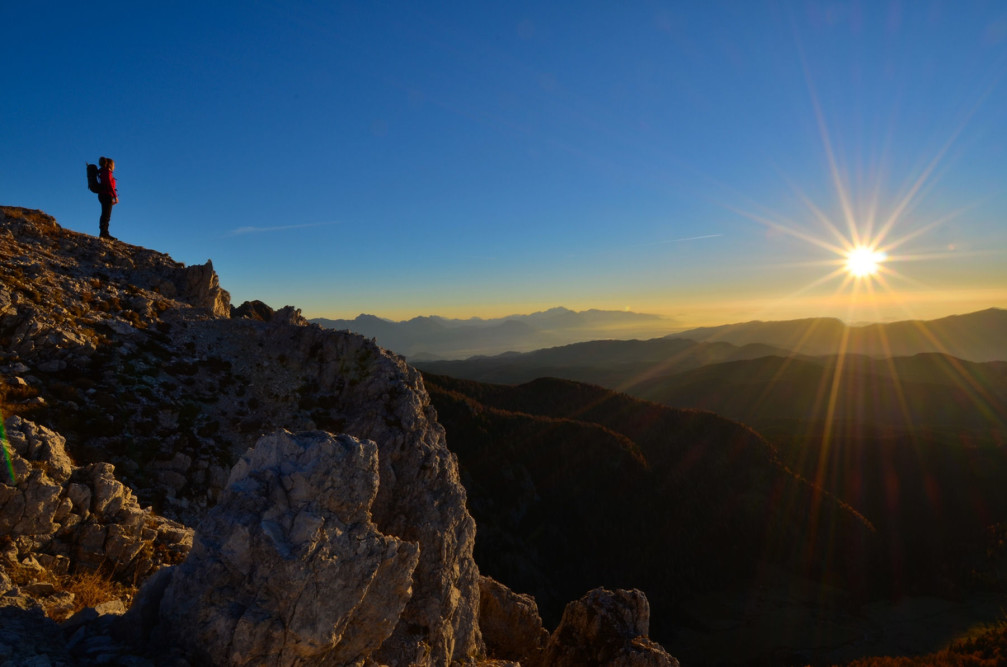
top-left (171, 259), bottom-right (231, 318)
top-left (149, 430), bottom-right (421, 665)
top-left (478, 576), bottom-right (549, 664)
top-left (163, 317), bottom-right (487, 665)
top-left (0, 413), bottom-right (191, 663)
top-left (0, 208), bottom-right (489, 664)
top-left (538, 588), bottom-right (678, 667)
top-left (0, 207), bottom-right (487, 665)
top-left (231, 300), bottom-right (309, 326)
top-left (232, 298), bottom-right (277, 321)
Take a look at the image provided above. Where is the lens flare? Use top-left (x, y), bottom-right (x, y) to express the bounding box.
top-left (0, 410), bottom-right (15, 485)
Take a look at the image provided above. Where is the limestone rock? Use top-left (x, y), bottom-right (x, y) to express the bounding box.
top-left (538, 588), bottom-right (679, 667)
top-left (0, 284), bottom-right (13, 317)
top-left (176, 259), bottom-right (231, 317)
top-left (0, 207), bottom-right (232, 364)
top-left (167, 317), bottom-right (486, 665)
top-left (0, 208), bottom-right (485, 665)
top-left (0, 415), bottom-right (192, 584)
top-left (9, 418), bottom-right (74, 483)
top-left (230, 300), bottom-right (308, 325)
top-left (152, 430), bottom-right (421, 666)
top-left (231, 299), bottom-right (276, 321)
top-left (478, 575), bottom-right (548, 664)
top-left (271, 305), bottom-right (308, 326)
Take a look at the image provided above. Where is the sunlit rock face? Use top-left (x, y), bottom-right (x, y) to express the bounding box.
top-left (154, 430), bottom-right (421, 665)
top-left (478, 575), bottom-right (549, 664)
top-left (172, 319), bottom-right (487, 665)
top-left (0, 415), bottom-right (191, 591)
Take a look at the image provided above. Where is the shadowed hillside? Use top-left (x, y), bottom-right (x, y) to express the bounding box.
top-left (666, 309), bottom-right (1007, 362)
top-left (418, 343), bottom-right (1007, 569)
top-left (422, 345), bottom-right (1007, 663)
top-left (618, 351), bottom-right (1007, 595)
top-left (627, 353), bottom-right (1007, 436)
top-left (424, 373), bottom-right (877, 657)
top-left (416, 337), bottom-right (793, 385)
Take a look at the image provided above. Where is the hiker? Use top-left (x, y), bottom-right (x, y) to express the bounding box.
top-left (96, 156), bottom-right (118, 240)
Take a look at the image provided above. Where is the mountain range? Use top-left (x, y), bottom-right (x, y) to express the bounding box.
top-left (316, 308), bottom-right (1007, 363)
top-left (415, 310), bottom-right (1007, 439)
top-left (310, 307), bottom-right (673, 359)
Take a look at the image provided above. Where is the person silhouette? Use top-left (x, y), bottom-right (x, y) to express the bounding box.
top-left (96, 156), bottom-right (118, 240)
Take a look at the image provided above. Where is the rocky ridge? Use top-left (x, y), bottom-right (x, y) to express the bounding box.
top-left (0, 206), bottom-right (677, 665)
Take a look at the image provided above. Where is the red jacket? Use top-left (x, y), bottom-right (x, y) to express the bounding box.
top-left (98, 167), bottom-right (118, 201)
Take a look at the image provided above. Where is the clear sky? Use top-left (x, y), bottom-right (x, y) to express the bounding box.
top-left (3, 1), bottom-right (1006, 327)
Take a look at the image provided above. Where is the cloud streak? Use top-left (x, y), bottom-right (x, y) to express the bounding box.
top-left (655, 233), bottom-right (724, 244)
top-left (225, 221), bottom-right (341, 237)
top-left (564, 232), bottom-right (723, 260)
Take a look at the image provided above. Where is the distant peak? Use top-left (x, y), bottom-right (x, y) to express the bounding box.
top-left (355, 313), bottom-right (391, 323)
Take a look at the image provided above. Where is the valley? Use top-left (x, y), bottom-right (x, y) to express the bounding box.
top-left (414, 311), bottom-right (1007, 664)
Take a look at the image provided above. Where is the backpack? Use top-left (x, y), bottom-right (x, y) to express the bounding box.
top-left (86, 163), bottom-right (100, 193)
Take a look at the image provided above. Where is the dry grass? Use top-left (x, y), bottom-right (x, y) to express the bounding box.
top-left (0, 379), bottom-right (43, 420)
top-left (847, 618), bottom-right (1007, 666)
top-left (5, 559), bottom-right (136, 622)
top-left (61, 567), bottom-right (135, 615)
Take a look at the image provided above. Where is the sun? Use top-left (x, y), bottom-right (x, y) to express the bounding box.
top-left (845, 245), bottom-right (886, 278)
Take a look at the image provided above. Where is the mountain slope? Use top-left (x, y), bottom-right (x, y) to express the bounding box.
top-left (416, 337), bottom-right (793, 386)
top-left (425, 372), bottom-right (1007, 663)
top-left (667, 309), bottom-right (1007, 361)
top-left (626, 353), bottom-right (1007, 435)
top-left (424, 373), bottom-right (876, 647)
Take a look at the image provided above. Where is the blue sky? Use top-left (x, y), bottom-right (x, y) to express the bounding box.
top-left (3, 1), bottom-right (1006, 326)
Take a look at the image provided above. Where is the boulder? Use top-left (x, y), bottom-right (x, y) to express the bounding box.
top-left (478, 575), bottom-right (548, 663)
top-left (152, 430), bottom-right (421, 666)
top-left (538, 588), bottom-right (679, 667)
top-left (12, 418), bottom-right (74, 484)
